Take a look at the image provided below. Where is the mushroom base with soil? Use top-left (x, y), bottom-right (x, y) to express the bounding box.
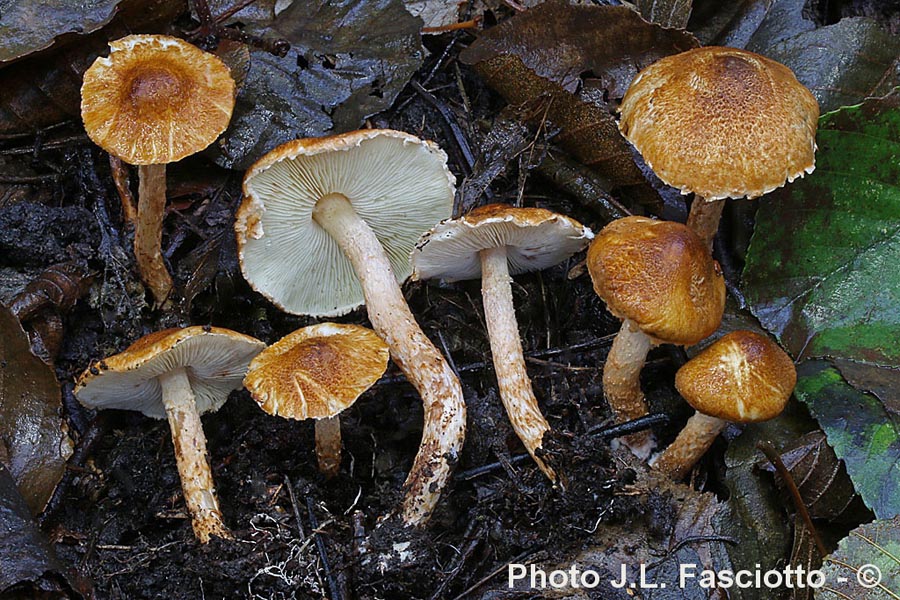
top-left (312, 193), bottom-right (466, 526)
top-left (602, 318), bottom-right (655, 459)
top-left (158, 366), bottom-right (229, 543)
top-left (480, 245), bottom-right (555, 481)
top-left (650, 412), bottom-right (726, 480)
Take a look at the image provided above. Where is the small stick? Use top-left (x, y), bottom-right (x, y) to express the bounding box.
top-left (587, 413), bottom-right (670, 440)
top-left (422, 18), bottom-right (480, 33)
top-left (756, 440), bottom-right (827, 557)
top-left (451, 549), bottom-right (541, 600)
top-left (307, 496), bottom-right (341, 600)
top-left (283, 475), bottom-right (305, 538)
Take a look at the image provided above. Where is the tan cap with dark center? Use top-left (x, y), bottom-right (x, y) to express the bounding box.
top-left (81, 34), bottom-right (236, 165)
top-left (244, 323), bottom-right (389, 420)
top-left (619, 46), bottom-right (818, 201)
top-left (675, 330), bottom-right (796, 422)
top-left (587, 216), bottom-right (725, 346)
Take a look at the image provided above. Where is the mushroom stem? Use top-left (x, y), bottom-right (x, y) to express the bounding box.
top-left (313, 193), bottom-right (466, 526)
top-left (685, 197), bottom-right (725, 251)
top-left (315, 416), bottom-right (342, 478)
top-left (479, 245), bottom-right (555, 481)
top-left (603, 318), bottom-right (655, 459)
top-left (650, 412), bottom-right (727, 479)
top-left (136, 164), bottom-right (174, 305)
top-left (158, 366), bottom-right (229, 543)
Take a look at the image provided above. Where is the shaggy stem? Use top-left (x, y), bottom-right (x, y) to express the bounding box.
top-left (136, 164), bottom-right (174, 305)
top-left (315, 416), bottom-right (342, 478)
top-left (313, 193), bottom-right (466, 526)
top-left (480, 245), bottom-right (555, 482)
top-left (685, 196), bottom-right (725, 252)
top-left (158, 367), bottom-right (229, 543)
top-left (603, 319), bottom-right (655, 459)
top-left (651, 412), bottom-right (727, 479)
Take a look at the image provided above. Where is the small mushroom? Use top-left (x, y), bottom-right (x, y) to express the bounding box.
top-left (618, 46), bottom-right (818, 249)
top-left (235, 130), bottom-right (465, 526)
top-left (74, 327), bottom-right (264, 542)
top-left (651, 331), bottom-right (796, 479)
top-left (587, 216), bottom-right (725, 458)
top-left (81, 35), bottom-right (236, 304)
top-left (243, 323), bottom-right (389, 478)
top-left (412, 203), bottom-right (593, 481)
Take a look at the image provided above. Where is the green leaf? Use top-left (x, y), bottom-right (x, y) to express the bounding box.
top-left (744, 92), bottom-right (900, 367)
top-left (794, 361), bottom-right (900, 519)
top-left (816, 517), bottom-right (900, 600)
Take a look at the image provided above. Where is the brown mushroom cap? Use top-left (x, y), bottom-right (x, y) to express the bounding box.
top-left (81, 35), bottom-right (236, 165)
top-left (243, 323), bottom-right (389, 420)
top-left (675, 331), bottom-right (796, 422)
top-left (587, 216), bottom-right (725, 345)
top-left (619, 46), bottom-right (818, 200)
top-left (411, 203), bottom-right (593, 282)
top-left (75, 326), bottom-right (265, 419)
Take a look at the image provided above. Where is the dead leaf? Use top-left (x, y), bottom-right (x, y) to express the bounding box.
top-left (460, 1), bottom-right (698, 98)
top-left (0, 462), bottom-right (69, 595)
top-left (635, 0), bottom-right (693, 29)
top-left (0, 0), bottom-right (124, 64)
top-left (0, 304), bottom-right (72, 515)
top-left (758, 431), bottom-right (867, 522)
top-left (214, 0), bottom-right (425, 169)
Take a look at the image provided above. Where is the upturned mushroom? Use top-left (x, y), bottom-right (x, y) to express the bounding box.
top-left (587, 216), bottom-right (725, 458)
top-left (81, 35), bottom-right (236, 304)
top-left (618, 46), bottom-right (818, 249)
top-left (651, 331), bottom-right (796, 479)
top-left (234, 129), bottom-right (465, 526)
top-left (243, 323), bottom-right (389, 478)
top-left (412, 203), bottom-right (593, 481)
top-left (74, 327), bottom-right (264, 542)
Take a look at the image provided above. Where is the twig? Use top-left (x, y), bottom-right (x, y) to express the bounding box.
top-left (537, 152), bottom-right (631, 223)
top-left (411, 80), bottom-right (477, 173)
top-left (422, 18), bottom-right (480, 33)
top-left (459, 414), bottom-right (668, 480)
top-left (429, 521), bottom-right (483, 600)
top-left (450, 548), bottom-right (542, 600)
top-left (756, 440), bottom-right (828, 557)
top-left (306, 496), bottom-right (341, 600)
top-left (284, 475), bottom-right (305, 538)
top-left (587, 413), bottom-right (670, 440)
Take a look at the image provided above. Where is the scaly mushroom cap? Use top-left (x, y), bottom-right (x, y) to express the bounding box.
top-left (74, 326), bottom-right (265, 419)
top-left (411, 203), bottom-right (593, 282)
top-left (675, 331), bottom-right (796, 422)
top-left (235, 129), bottom-right (456, 317)
top-left (587, 216), bottom-right (725, 345)
top-left (243, 323), bottom-right (389, 420)
top-left (81, 34), bottom-right (236, 165)
top-left (619, 46), bottom-right (818, 200)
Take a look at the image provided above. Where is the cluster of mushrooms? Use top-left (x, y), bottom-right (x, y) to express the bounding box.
top-left (72, 35), bottom-right (818, 543)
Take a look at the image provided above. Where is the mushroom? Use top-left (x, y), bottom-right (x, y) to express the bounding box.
top-left (411, 203), bottom-right (593, 481)
top-left (81, 35), bottom-right (236, 304)
top-left (651, 330), bottom-right (796, 479)
top-left (618, 46), bottom-right (818, 249)
top-left (587, 216), bottom-right (725, 459)
top-left (234, 129), bottom-right (465, 526)
top-left (243, 323), bottom-right (389, 477)
top-left (74, 326), bottom-right (264, 542)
